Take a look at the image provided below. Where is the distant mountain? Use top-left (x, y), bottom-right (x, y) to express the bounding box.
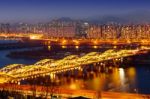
top-left (54, 17), bottom-right (74, 22)
top-left (86, 11), bottom-right (150, 24)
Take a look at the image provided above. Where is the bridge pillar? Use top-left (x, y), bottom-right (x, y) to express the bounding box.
top-left (77, 68), bottom-right (83, 77)
top-left (50, 73), bottom-right (55, 80)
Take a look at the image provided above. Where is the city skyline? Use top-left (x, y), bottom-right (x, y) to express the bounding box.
top-left (0, 0), bottom-right (150, 98)
top-left (0, 0), bottom-right (150, 23)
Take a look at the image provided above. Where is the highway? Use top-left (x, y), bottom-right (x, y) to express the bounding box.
top-left (1, 33), bottom-right (150, 46)
top-left (0, 84), bottom-right (150, 99)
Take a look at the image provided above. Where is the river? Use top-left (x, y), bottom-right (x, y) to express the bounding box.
top-left (0, 48), bottom-right (39, 67)
top-left (0, 43), bottom-right (150, 94)
top-left (58, 66), bottom-right (150, 94)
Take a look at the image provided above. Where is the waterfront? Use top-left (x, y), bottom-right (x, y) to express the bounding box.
top-left (0, 44), bottom-right (150, 95)
top-left (1, 0), bottom-right (150, 98)
top-left (59, 66), bottom-right (150, 94)
top-left (0, 47), bottom-right (40, 67)
top-left (0, 40), bottom-right (43, 67)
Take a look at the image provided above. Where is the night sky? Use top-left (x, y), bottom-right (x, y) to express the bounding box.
top-left (0, 0), bottom-right (150, 23)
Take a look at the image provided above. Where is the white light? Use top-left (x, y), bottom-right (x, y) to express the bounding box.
top-left (119, 68), bottom-right (125, 79)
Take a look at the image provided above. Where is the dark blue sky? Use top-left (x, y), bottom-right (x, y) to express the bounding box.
top-left (0, 0), bottom-right (150, 23)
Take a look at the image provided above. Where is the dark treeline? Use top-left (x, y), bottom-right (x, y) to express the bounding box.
top-left (0, 90), bottom-right (47, 99)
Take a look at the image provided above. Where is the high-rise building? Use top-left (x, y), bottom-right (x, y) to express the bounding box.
top-left (0, 23), bottom-right (10, 33)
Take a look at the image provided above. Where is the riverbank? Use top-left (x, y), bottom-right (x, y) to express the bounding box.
top-left (6, 46), bottom-right (108, 60)
top-left (0, 40), bottom-right (44, 50)
top-left (0, 84), bottom-right (150, 99)
top-left (0, 47), bottom-right (40, 68)
top-left (1, 44), bottom-right (150, 94)
top-left (7, 46), bottom-right (150, 66)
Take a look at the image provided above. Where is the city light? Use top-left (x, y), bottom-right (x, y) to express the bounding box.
top-left (75, 45), bottom-right (79, 49)
top-left (93, 40), bottom-right (98, 45)
top-left (48, 45), bottom-right (51, 50)
top-left (93, 45), bottom-right (98, 49)
top-left (62, 45), bottom-right (67, 48)
top-left (61, 39), bottom-right (67, 45)
top-left (0, 48), bottom-right (146, 83)
top-left (0, 0), bottom-right (150, 98)
top-left (73, 39), bottom-right (80, 45)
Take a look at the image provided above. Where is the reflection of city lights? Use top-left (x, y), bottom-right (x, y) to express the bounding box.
top-left (75, 46), bottom-right (79, 49)
top-left (92, 77), bottom-right (103, 91)
top-left (48, 46), bottom-right (51, 50)
top-left (18, 82), bottom-right (20, 85)
top-left (119, 68), bottom-right (126, 91)
top-left (70, 83), bottom-right (77, 89)
top-left (113, 46), bottom-right (117, 49)
top-left (30, 36), bottom-right (36, 39)
top-left (119, 68), bottom-right (125, 82)
top-left (29, 34), bottom-right (42, 40)
top-left (119, 68), bottom-right (124, 76)
top-left (48, 41), bottom-right (51, 45)
top-left (93, 46), bottom-right (98, 49)
top-left (127, 40), bottom-right (131, 44)
top-left (62, 46), bottom-right (67, 49)
top-left (141, 40), bottom-right (147, 44)
top-left (73, 40), bottom-right (79, 45)
top-left (112, 68), bottom-right (120, 86)
top-left (113, 41), bottom-right (117, 44)
top-left (93, 40), bottom-right (98, 45)
top-left (62, 39), bottom-right (67, 45)
top-left (127, 67), bottom-right (136, 78)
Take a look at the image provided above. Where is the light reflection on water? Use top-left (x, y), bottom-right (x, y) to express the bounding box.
top-left (0, 43), bottom-right (149, 94)
top-left (59, 67), bottom-right (137, 93)
top-left (119, 68), bottom-right (126, 91)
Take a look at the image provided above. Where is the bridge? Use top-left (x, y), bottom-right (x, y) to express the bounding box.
top-left (0, 48), bottom-right (149, 84)
top-left (0, 48), bottom-right (150, 98)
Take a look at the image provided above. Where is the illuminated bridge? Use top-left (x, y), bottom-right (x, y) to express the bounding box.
top-left (0, 48), bottom-right (149, 84)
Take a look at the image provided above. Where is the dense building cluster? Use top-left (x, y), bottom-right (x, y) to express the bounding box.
top-left (87, 24), bottom-right (150, 40)
top-left (1, 20), bottom-right (150, 39)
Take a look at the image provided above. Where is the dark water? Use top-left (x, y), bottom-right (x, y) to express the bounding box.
top-left (0, 42), bottom-right (150, 94)
top-left (0, 40), bottom-right (18, 44)
top-left (0, 40), bottom-right (40, 67)
top-left (0, 48), bottom-right (39, 67)
top-left (58, 66), bottom-right (150, 94)
top-left (53, 46), bottom-right (150, 94)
